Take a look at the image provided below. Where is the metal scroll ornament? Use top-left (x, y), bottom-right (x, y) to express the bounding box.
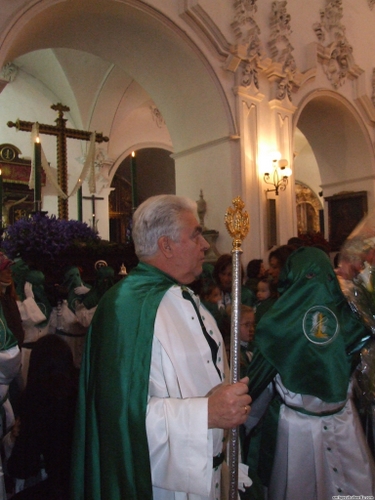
top-left (224, 196), bottom-right (250, 500)
top-left (224, 196), bottom-right (250, 250)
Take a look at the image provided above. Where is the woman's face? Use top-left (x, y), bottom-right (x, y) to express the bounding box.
top-left (268, 257), bottom-right (281, 283)
top-left (218, 264), bottom-right (232, 292)
top-left (0, 267), bottom-right (12, 285)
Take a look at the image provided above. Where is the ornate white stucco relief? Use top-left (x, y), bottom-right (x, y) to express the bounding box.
top-left (313, 0), bottom-right (362, 89)
top-left (229, 0), bottom-right (267, 89)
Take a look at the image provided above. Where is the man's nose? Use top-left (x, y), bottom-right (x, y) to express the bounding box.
top-left (200, 235), bottom-right (210, 251)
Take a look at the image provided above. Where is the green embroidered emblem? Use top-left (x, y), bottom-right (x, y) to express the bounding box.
top-left (302, 305), bottom-right (339, 345)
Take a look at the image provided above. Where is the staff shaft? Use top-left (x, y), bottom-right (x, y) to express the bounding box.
top-left (228, 248), bottom-right (242, 500)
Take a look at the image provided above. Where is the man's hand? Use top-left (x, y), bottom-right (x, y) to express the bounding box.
top-left (207, 377), bottom-right (251, 429)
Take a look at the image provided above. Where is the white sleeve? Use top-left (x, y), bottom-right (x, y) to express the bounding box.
top-left (146, 334), bottom-right (214, 497)
top-left (17, 298), bottom-right (46, 325)
top-left (75, 303), bottom-right (96, 328)
top-left (0, 346), bottom-right (21, 386)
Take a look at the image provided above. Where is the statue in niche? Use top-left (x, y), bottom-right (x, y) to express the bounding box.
top-left (196, 189), bottom-right (207, 229)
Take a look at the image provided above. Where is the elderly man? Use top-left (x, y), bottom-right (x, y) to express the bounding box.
top-left (71, 194), bottom-right (251, 500)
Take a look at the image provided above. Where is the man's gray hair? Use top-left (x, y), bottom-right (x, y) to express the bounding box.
top-left (132, 194), bottom-right (197, 260)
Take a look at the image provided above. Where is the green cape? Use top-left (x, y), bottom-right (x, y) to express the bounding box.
top-left (71, 262), bottom-right (177, 500)
top-left (249, 247), bottom-right (369, 403)
top-left (0, 300), bottom-right (19, 351)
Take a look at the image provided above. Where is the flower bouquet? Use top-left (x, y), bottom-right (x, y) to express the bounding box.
top-left (339, 209), bottom-right (375, 455)
top-left (339, 209), bottom-right (375, 335)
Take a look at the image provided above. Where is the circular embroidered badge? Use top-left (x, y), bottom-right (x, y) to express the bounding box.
top-left (302, 305), bottom-right (339, 345)
top-left (0, 317), bottom-right (7, 350)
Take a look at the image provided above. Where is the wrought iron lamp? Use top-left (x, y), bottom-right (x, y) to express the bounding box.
top-left (263, 154), bottom-right (292, 195)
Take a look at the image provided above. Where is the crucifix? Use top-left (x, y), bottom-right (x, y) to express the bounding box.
top-left (83, 194), bottom-right (104, 232)
top-left (7, 103), bottom-right (109, 220)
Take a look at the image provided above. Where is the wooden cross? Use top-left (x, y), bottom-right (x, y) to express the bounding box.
top-left (83, 194), bottom-right (104, 231)
top-left (7, 103), bottom-right (109, 220)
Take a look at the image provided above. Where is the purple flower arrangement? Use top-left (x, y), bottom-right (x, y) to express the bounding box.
top-left (2, 212), bottom-right (100, 263)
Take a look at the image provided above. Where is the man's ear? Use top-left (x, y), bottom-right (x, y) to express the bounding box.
top-left (158, 236), bottom-right (173, 258)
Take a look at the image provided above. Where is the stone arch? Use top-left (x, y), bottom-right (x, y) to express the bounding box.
top-left (0, 0), bottom-right (235, 156)
top-left (293, 89), bottom-right (375, 195)
top-left (0, 0), bottom-right (239, 240)
top-left (293, 89), bottom-right (375, 242)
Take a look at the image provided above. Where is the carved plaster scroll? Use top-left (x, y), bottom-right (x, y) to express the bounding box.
top-left (264, 1), bottom-right (313, 102)
top-left (227, 0), bottom-right (267, 90)
top-left (267, 1), bottom-right (296, 101)
top-left (0, 62), bottom-right (18, 93)
top-left (313, 0), bottom-right (362, 89)
top-left (227, 1), bottom-right (314, 100)
top-left (0, 62), bottom-right (18, 82)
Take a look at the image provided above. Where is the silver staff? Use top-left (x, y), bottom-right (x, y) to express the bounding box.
top-left (224, 196), bottom-right (250, 500)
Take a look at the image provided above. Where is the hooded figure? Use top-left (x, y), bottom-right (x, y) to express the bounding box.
top-left (61, 266), bottom-right (90, 313)
top-left (48, 267), bottom-right (90, 368)
top-left (75, 266), bottom-right (115, 328)
top-left (247, 246), bottom-right (375, 500)
top-left (16, 269), bottom-right (52, 388)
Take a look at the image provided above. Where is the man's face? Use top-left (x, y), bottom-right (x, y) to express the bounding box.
top-left (168, 211), bottom-right (209, 284)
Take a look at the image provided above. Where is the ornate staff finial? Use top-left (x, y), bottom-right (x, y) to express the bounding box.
top-left (224, 196), bottom-right (250, 251)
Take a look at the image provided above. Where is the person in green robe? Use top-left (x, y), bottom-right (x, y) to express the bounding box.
top-left (71, 194), bottom-right (252, 500)
top-left (246, 246), bottom-right (375, 499)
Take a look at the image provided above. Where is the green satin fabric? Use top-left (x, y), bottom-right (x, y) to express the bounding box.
top-left (249, 247), bottom-right (368, 403)
top-left (71, 262), bottom-right (177, 500)
top-left (63, 266), bottom-right (91, 312)
top-left (0, 300), bottom-right (19, 351)
top-left (24, 270), bottom-right (52, 325)
top-left (81, 266), bottom-right (115, 310)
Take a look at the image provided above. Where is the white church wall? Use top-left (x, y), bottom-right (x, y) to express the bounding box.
top-left (1, 0), bottom-right (375, 258)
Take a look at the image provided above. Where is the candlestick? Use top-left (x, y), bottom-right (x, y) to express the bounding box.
top-left (77, 183), bottom-right (83, 222)
top-left (130, 151), bottom-right (138, 213)
top-left (0, 170), bottom-right (3, 231)
top-left (34, 137), bottom-right (42, 212)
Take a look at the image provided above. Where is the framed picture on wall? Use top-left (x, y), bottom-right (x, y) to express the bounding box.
top-left (325, 191), bottom-right (368, 251)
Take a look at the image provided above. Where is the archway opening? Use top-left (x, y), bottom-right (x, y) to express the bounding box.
top-left (109, 148), bottom-right (175, 243)
top-left (294, 92), bottom-right (374, 250)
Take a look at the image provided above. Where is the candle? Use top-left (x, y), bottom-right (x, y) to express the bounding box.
top-left (130, 151), bottom-right (138, 212)
top-left (0, 169), bottom-right (3, 231)
top-left (34, 137), bottom-right (42, 212)
top-left (77, 182), bottom-right (83, 222)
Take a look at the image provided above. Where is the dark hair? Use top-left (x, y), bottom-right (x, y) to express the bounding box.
top-left (268, 245), bottom-right (295, 269)
top-left (333, 252), bottom-right (340, 268)
top-left (287, 237), bottom-right (305, 249)
top-left (8, 334), bottom-right (78, 493)
top-left (27, 334), bottom-right (77, 400)
top-left (213, 254), bottom-right (245, 285)
top-left (246, 259), bottom-right (263, 279)
top-left (199, 281), bottom-right (220, 301)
